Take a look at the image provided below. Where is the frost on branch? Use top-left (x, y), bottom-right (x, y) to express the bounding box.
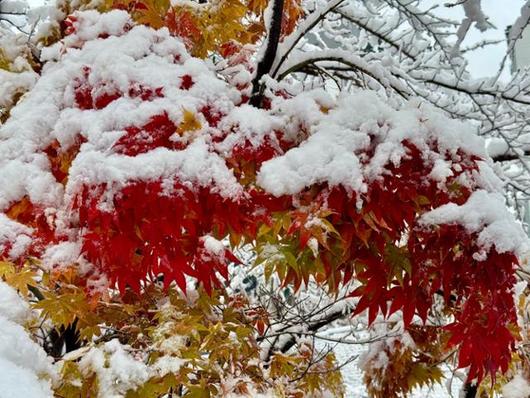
top-left (0, 9), bottom-right (527, 386)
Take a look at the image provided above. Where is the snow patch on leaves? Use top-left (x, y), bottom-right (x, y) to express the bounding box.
top-left (0, 213), bottom-right (33, 258)
top-left (79, 339), bottom-right (149, 398)
top-left (41, 241), bottom-right (82, 270)
top-left (420, 190), bottom-right (528, 256)
top-left (258, 91), bottom-right (487, 196)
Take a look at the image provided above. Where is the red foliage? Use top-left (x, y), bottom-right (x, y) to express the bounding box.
top-left (3, 24), bottom-right (520, 383)
top-left (73, 68), bottom-right (164, 110)
top-left (165, 9), bottom-right (202, 51)
top-left (63, 15), bottom-right (78, 35)
top-left (272, 140), bottom-right (516, 382)
top-left (8, 91), bottom-right (516, 381)
top-left (113, 113), bottom-right (177, 156)
top-left (44, 136), bottom-right (86, 184)
top-left (219, 41), bottom-right (241, 58)
top-left (180, 74), bottom-right (194, 90)
top-left (74, 180), bottom-right (282, 294)
top-left (3, 197), bottom-right (59, 260)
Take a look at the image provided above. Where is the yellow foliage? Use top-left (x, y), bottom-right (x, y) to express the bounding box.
top-left (165, 0), bottom-right (255, 58)
top-left (43, 282), bottom-right (344, 397)
top-left (0, 260), bottom-right (40, 296)
top-left (53, 0), bottom-right (304, 59)
top-left (102, 0), bottom-right (170, 28)
top-left (95, 0), bottom-right (264, 57)
top-left (0, 49), bottom-right (11, 71)
top-left (0, 260), bottom-right (16, 277)
top-left (178, 109), bottom-right (202, 134)
top-left (4, 267), bottom-right (39, 296)
top-left (34, 291), bottom-right (92, 329)
top-left (363, 326), bottom-right (446, 398)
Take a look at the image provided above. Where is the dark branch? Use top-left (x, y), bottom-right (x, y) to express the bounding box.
top-left (462, 382), bottom-right (477, 398)
top-left (277, 55), bottom-right (410, 99)
top-left (250, 0), bottom-right (285, 107)
top-left (260, 306), bottom-right (350, 362)
top-left (46, 320), bottom-right (81, 358)
top-left (270, 0), bottom-right (345, 79)
top-left (422, 77), bottom-right (530, 106)
top-left (491, 151), bottom-right (530, 162)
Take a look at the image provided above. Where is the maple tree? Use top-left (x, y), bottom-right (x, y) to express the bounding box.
top-left (1, 0), bottom-right (530, 397)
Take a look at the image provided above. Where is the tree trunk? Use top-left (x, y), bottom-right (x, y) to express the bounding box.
top-left (250, 0), bottom-right (285, 107)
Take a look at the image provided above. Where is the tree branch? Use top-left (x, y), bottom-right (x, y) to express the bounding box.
top-left (260, 306), bottom-right (351, 362)
top-left (270, 0), bottom-right (345, 79)
top-left (492, 151), bottom-right (530, 162)
top-left (335, 9), bottom-right (416, 60)
top-left (462, 382), bottom-right (477, 398)
top-left (250, 0), bottom-right (285, 107)
top-left (277, 53), bottom-right (410, 99)
top-left (420, 76), bottom-right (530, 106)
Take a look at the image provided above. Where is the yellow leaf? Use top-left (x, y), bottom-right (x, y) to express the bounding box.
top-left (34, 291), bottom-right (90, 329)
top-left (0, 49), bottom-right (11, 70)
top-left (5, 196), bottom-right (33, 223)
top-left (178, 109), bottom-right (201, 133)
top-left (0, 260), bottom-right (15, 277)
top-left (4, 268), bottom-right (38, 296)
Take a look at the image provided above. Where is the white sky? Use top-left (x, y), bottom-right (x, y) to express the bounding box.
top-left (423, 0), bottom-right (526, 78)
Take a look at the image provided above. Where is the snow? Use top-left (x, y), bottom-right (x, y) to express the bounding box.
top-left (473, 161), bottom-right (505, 193)
top-left (0, 27), bottom-right (38, 117)
top-left (67, 139), bottom-right (244, 202)
top-left (270, 88), bottom-right (334, 132)
top-left (258, 91), bottom-right (486, 197)
top-left (0, 357), bottom-right (54, 398)
top-left (0, 281), bottom-right (56, 398)
top-left (0, 319), bottom-right (55, 380)
top-left (215, 104), bottom-right (282, 155)
top-left (420, 190), bottom-right (528, 256)
top-left (451, 0), bottom-right (492, 55)
top-left (202, 235), bottom-right (226, 256)
top-left (62, 9), bottom-right (133, 47)
top-left (429, 159), bottom-right (454, 183)
top-left (257, 115), bottom-right (366, 196)
top-left (79, 339), bottom-right (149, 398)
top-left (0, 159), bottom-right (64, 211)
top-left (41, 241), bottom-right (82, 269)
top-left (0, 213), bottom-right (33, 258)
top-left (0, 280), bottom-right (31, 323)
top-left (0, 69), bottom-right (37, 109)
top-left (151, 355), bottom-right (185, 376)
top-left (507, 1), bottom-right (530, 54)
top-left (276, 48), bottom-right (410, 94)
top-left (486, 137), bottom-right (510, 158)
top-left (502, 373), bottom-right (530, 398)
top-left (462, 0), bottom-right (491, 32)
